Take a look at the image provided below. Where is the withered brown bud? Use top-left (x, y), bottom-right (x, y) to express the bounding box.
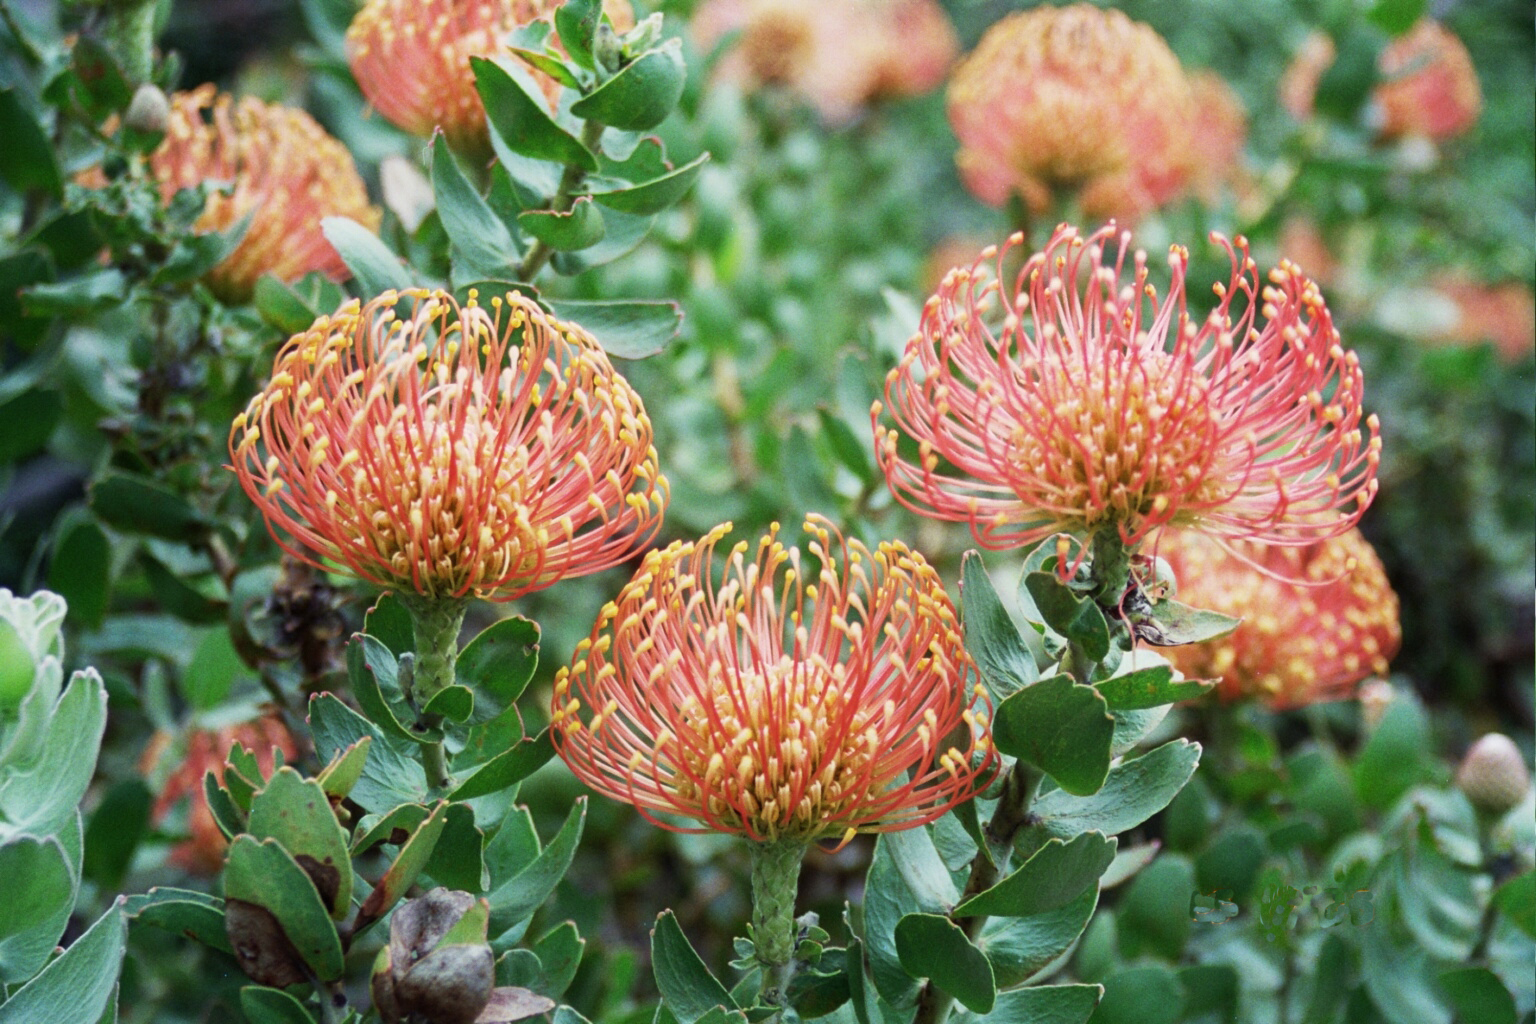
top-left (373, 888), bottom-right (496, 1024)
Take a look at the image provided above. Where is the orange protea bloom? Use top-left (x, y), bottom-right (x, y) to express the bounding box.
top-left (1279, 31), bottom-right (1335, 123)
top-left (873, 223), bottom-right (1381, 553)
top-left (230, 289), bottom-right (668, 601)
top-left (1421, 276), bottom-right (1536, 363)
top-left (551, 516), bottom-right (996, 845)
top-left (1187, 71), bottom-right (1248, 203)
top-left (345, 0), bottom-right (633, 150)
top-left (1154, 527), bottom-right (1401, 708)
top-left (141, 714), bottom-right (297, 874)
top-left (690, 0), bottom-right (957, 123)
top-left (104, 85), bottom-right (379, 302)
top-left (1375, 19), bottom-right (1481, 141)
top-left (947, 4), bottom-right (1195, 223)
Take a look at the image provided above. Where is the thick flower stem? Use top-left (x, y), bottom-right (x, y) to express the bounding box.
top-left (1088, 529), bottom-right (1132, 606)
top-left (100, 0), bottom-right (157, 84)
top-left (751, 840), bottom-right (808, 1007)
top-left (401, 597), bottom-right (469, 705)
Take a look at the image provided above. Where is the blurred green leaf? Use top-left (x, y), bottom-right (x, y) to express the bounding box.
top-left (1028, 740), bottom-right (1201, 842)
top-left (894, 913), bottom-right (995, 1013)
top-left (954, 984), bottom-right (1102, 1024)
top-left (547, 298), bottom-right (682, 358)
top-left (1355, 697), bottom-right (1431, 809)
top-left (519, 197), bottom-right (606, 250)
top-left (1494, 872), bottom-right (1536, 938)
top-left (1087, 966), bottom-right (1183, 1024)
top-left (1117, 855), bottom-right (1194, 961)
top-left (240, 986), bottom-right (318, 1024)
top-left (247, 768), bottom-right (353, 920)
top-left (571, 40), bottom-right (686, 131)
top-left (474, 58), bottom-right (597, 170)
top-left (588, 153), bottom-right (709, 215)
top-left (82, 778), bottom-right (150, 891)
top-left (993, 675), bottom-right (1113, 796)
top-left (89, 471), bottom-right (206, 541)
top-left (47, 514), bottom-right (109, 629)
top-left (183, 629), bottom-right (249, 711)
top-left (1367, 0), bottom-right (1427, 36)
top-left (0, 834), bottom-right (75, 983)
top-left (1438, 967), bottom-right (1516, 1024)
top-left (652, 909), bottom-right (737, 1024)
top-left (0, 87), bottom-right (62, 197)
top-left (253, 275), bottom-right (322, 335)
top-left (320, 216), bottom-right (414, 294)
top-left (1195, 825), bottom-right (1266, 902)
top-left (955, 834), bottom-right (1116, 919)
top-left (22, 269), bottom-right (127, 316)
top-left (0, 900), bottom-right (123, 1024)
top-left (140, 552), bottom-right (225, 625)
top-left (0, 388), bottom-right (60, 464)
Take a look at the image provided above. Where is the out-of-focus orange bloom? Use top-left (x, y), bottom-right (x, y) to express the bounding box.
top-left (947, 4), bottom-right (1195, 223)
top-left (1280, 20), bottom-right (1480, 141)
top-left (142, 714), bottom-right (297, 874)
top-left (231, 289), bottom-right (668, 602)
top-left (874, 224), bottom-right (1381, 553)
top-left (551, 516), bottom-right (996, 846)
top-left (690, 0), bottom-right (957, 124)
top-left (1187, 71), bottom-right (1248, 203)
top-left (83, 85), bottom-right (380, 302)
top-left (1277, 217), bottom-right (1339, 288)
top-left (1154, 527), bottom-right (1401, 709)
top-left (1422, 276), bottom-right (1535, 363)
top-left (345, 0), bottom-right (633, 150)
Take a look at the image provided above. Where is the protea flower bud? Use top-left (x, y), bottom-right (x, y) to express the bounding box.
top-left (1154, 528), bottom-right (1401, 709)
top-left (110, 85), bottom-right (380, 302)
top-left (345, 0), bottom-right (634, 151)
top-left (551, 515), bottom-right (996, 847)
top-left (873, 224), bottom-right (1381, 554)
top-left (946, 4), bottom-right (1195, 222)
top-left (123, 82), bottom-right (171, 137)
top-left (1456, 734), bottom-right (1532, 815)
top-left (229, 288), bottom-right (667, 604)
top-left (1374, 19), bottom-right (1481, 142)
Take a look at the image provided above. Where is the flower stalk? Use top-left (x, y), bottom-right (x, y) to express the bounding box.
top-left (751, 840), bottom-right (808, 1005)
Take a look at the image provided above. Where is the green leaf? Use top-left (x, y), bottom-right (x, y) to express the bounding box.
top-left (1437, 968), bottom-right (1516, 1024)
top-left (140, 552), bottom-right (225, 625)
top-left (204, 772), bottom-right (246, 840)
top-left (0, 88), bottom-right (63, 198)
top-left (82, 779), bottom-right (151, 891)
top-left (0, 900), bottom-right (124, 1024)
top-left (456, 616), bottom-right (540, 724)
top-left (1028, 740), bottom-right (1202, 841)
top-left (863, 836), bottom-right (923, 1008)
top-left (509, 46), bottom-right (583, 90)
top-left (882, 826), bottom-right (960, 913)
top-left (588, 153), bottom-right (709, 215)
top-left (315, 737), bottom-right (372, 801)
top-left (1087, 966), bottom-right (1183, 1024)
top-left (954, 834), bottom-right (1116, 919)
top-left (307, 693), bottom-right (428, 813)
top-left (549, 208), bottom-right (654, 273)
top-left (651, 910), bottom-right (737, 1024)
top-left (1195, 825), bottom-right (1266, 902)
top-left (254, 275), bottom-right (322, 335)
top-left (519, 197), bottom-right (606, 250)
top-left (474, 57), bottom-right (597, 170)
top-left (993, 676), bottom-right (1113, 796)
top-left (570, 39), bottom-right (686, 131)
top-left (247, 768), bottom-right (353, 920)
top-left (1494, 872), bottom-right (1536, 938)
top-left (320, 216), bottom-right (414, 294)
top-left (955, 984), bottom-right (1101, 1024)
top-left (21, 269), bottom-right (127, 316)
top-left (977, 887), bottom-right (1098, 988)
top-left (223, 836), bottom-right (345, 982)
top-left (182, 628), bottom-right (249, 711)
top-left (1367, 0), bottom-right (1428, 35)
top-left (240, 986), bottom-right (318, 1024)
top-left (546, 298), bottom-right (682, 359)
top-left (554, 0), bottom-right (601, 70)
top-left (894, 914), bottom-right (995, 1014)
top-left (1354, 697), bottom-right (1431, 809)
top-left (1128, 598), bottom-right (1239, 648)
top-left (1360, 907), bottom-right (1451, 1024)
top-left (422, 683), bottom-right (476, 724)
top-left (0, 388), bottom-right (61, 464)
top-left (0, 618), bottom-right (34, 714)
top-left (1024, 573), bottom-right (1109, 663)
top-left (88, 471), bottom-right (207, 541)
top-left (47, 515), bottom-right (110, 629)
top-left (786, 948), bottom-right (850, 1018)
top-left (354, 800), bottom-right (450, 935)
top-left (450, 728), bottom-right (556, 801)
top-left (488, 798), bottom-right (587, 933)
top-left (1093, 664), bottom-right (1211, 710)
top-left (424, 802), bottom-right (486, 892)
top-left (123, 887), bottom-right (233, 954)
top-left (364, 594), bottom-right (416, 658)
top-left (0, 835), bottom-right (75, 984)
top-left (432, 134), bottom-right (521, 278)
top-left (0, 670), bottom-right (107, 839)
top-left (960, 553), bottom-right (1037, 701)
top-left (527, 920), bottom-right (585, 999)
top-left (1117, 855), bottom-right (1193, 961)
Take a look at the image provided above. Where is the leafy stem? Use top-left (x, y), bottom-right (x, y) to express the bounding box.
top-left (515, 117), bottom-right (606, 281)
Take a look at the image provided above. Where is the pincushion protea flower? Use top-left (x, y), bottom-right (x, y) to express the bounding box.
top-left (1154, 527), bottom-right (1401, 709)
top-left (230, 288), bottom-right (667, 604)
top-left (551, 515), bottom-right (996, 846)
top-left (96, 85), bottom-right (379, 302)
top-left (947, 4), bottom-right (1195, 223)
top-left (346, 0), bottom-right (633, 150)
top-left (873, 224), bottom-right (1381, 553)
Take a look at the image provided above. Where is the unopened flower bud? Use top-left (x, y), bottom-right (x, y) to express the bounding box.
top-left (372, 889), bottom-right (494, 1024)
top-left (1456, 734), bottom-right (1532, 815)
top-left (123, 82), bottom-right (170, 137)
top-left (593, 21), bottom-right (624, 74)
top-left (1357, 679), bottom-right (1395, 732)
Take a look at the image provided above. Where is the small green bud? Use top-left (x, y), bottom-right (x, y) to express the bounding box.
top-left (0, 619), bottom-right (36, 714)
top-left (593, 22), bottom-right (624, 75)
top-left (123, 83), bottom-right (170, 136)
top-left (1456, 733), bottom-right (1532, 814)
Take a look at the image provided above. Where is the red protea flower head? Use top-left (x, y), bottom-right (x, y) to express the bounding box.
top-left (345, 0), bottom-right (633, 150)
top-left (230, 288), bottom-right (668, 602)
top-left (1153, 527), bottom-right (1401, 708)
top-left (1374, 19), bottom-right (1482, 141)
top-left (123, 85), bottom-right (379, 302)
top-left (551, 516), bottom-right (996, 846)
top-left (873, 223), bottom-right (1381, 553)
top-left (141, 714), bottom-right (298, 874)
top-left (947, 4), bottom-right (1195, 223)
